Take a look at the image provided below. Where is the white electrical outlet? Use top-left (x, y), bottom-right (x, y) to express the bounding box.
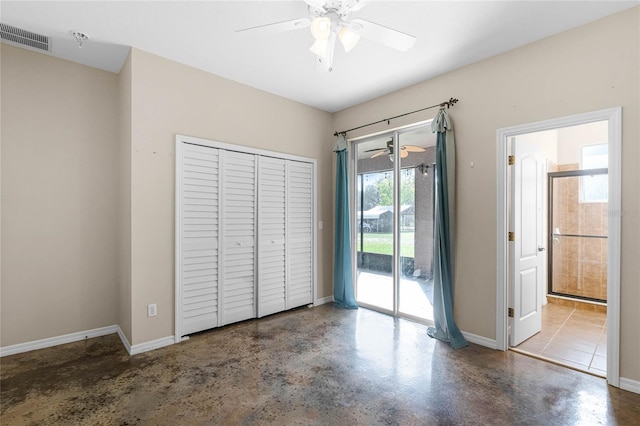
top-left (148, 303), bottom-right (157, 317)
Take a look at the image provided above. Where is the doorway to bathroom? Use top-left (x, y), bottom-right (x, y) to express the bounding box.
top-left (512, 135), bottom-right (609, 375)
top-left (496, 107), bottom-right (621, 386)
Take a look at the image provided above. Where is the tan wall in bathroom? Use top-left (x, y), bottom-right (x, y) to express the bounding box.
top-left (557, 120), bottom-right (609, 165)
top-left (516, 129), bottom-right (559, 164)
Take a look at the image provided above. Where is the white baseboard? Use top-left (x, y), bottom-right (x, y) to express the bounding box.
top-left (462, 330), bottom-right (498, 350)
top-left (314, 295), bottom-right (334, 306)
top-left (620, 377), bottom-right (640, 394)
top-left (0, 325), bottom-right (174, 357)
top-left (129, 335), bottom-right (175, 355)
top-left (116, 326), bottom-right (132, 354)
top-left (0, 325), bottom-right (119, 357)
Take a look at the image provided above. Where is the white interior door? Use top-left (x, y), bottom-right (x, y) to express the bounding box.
top-left (220, 150), bottom-right (257, 325)
top-left (257, 156), bottom-right (287, 317)
top-left (510, 139), bottom-right (544, 346)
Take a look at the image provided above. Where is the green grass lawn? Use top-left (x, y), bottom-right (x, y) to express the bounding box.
top-left (355, 232), bottom-right (414, 257)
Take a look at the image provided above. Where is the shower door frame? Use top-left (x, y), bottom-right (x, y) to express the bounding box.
top-left (547, 168), bottom-right (608, 303)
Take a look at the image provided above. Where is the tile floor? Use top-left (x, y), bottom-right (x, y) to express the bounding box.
top-left (514, 301), bottom-right (607, 376)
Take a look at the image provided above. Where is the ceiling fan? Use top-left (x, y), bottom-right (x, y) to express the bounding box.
top-left (364, 140), bottom-right (425, 160)
top-left (236, 0), bottom-right (416, 71)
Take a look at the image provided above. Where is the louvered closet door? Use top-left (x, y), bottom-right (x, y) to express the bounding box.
top-left (220, 150), bottom-right (257, 325)
top-left (287, 160), bottom-right (314, 308)
top-left (180, 144), bottom-right (220, 335)
top-left (257, 157), bottom-right (287, 317)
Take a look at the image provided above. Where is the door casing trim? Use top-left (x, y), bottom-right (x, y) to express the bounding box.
top-left (496, 107), bottom-right (621, 387)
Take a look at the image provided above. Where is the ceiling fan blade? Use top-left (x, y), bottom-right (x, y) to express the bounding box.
top-left (304, 0), bottom-right (327, 11)
top-left (371, 151), bottom-right (389, 159)
top-left (236, 18), bottom-right (310, 34)
top-left (363, 147), bottom-right (386, 153)
top-left (402, 145), bottom-right (426, 152)
top-left (400, 150), bottom-right (409, 159)
top-left (347, 0), bottom-right (366, 12)
top-left (351, 19), bottom-right (416, 52)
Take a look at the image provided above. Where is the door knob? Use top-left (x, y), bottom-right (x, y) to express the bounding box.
top-left (538, 246), bottom-right (546, 252)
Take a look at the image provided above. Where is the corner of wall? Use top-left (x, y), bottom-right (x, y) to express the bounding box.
top-left (117, 50), bottom-right (133, 344)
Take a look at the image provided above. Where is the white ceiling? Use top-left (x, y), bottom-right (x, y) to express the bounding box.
top-left (2, 1), bottom-right (638, 112)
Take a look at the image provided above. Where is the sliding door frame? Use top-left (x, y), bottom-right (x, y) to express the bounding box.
top-left (349, 120), bottom-right (434, 324)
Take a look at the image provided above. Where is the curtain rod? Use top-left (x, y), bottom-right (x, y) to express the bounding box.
top-left (333, 97), bottom-right (458, 137)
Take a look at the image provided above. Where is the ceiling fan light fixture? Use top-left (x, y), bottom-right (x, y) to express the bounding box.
top-left (310, 16), bottom-right (331, 40)
top-left (338, 26), bottom-right (360, 52)
top-left (238, 0), bottom-right (417, 72)
top-left (310, 38), bottom-right (330, 59)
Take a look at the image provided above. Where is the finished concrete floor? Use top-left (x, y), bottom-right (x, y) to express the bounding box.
top-left (2, 304), bottom-right (640, 425)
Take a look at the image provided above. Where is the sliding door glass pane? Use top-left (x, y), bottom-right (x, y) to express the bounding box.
top-left (355, 136), bottom-right (394, 311)
top-left (398, 128), bottom-right (436, 321)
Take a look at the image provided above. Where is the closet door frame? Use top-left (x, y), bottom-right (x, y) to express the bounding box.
top-left (175, 135), bottom-right (317, 342)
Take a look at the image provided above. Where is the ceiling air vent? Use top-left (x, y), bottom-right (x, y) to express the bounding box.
top-left (1, 23), bottom-right (50, 52)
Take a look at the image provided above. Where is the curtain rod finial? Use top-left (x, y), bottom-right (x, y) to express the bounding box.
top-left (440, 98), bottom-right (458, 109)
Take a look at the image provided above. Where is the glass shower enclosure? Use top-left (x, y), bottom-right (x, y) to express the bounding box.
top-left (548, 167), bottom-right (608, 302)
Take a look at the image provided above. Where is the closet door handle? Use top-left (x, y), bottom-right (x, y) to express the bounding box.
top-left (538, 246), bottom-right (546, 252)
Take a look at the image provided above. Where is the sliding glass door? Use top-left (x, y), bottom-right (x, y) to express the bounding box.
top-left (353, 124), bottom-right (435, 322)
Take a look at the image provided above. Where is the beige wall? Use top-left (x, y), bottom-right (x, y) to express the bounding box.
top-left (118, 52), bottom-right (133, 343)
top-left (128, 49), bottom-right (333, 345)
top-left (1, 45), bottom-right (120, 346)
top-left (333, 7), bottom-right (640, 381)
